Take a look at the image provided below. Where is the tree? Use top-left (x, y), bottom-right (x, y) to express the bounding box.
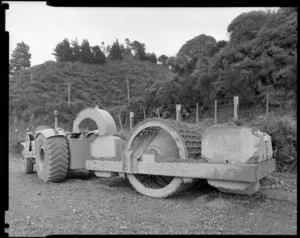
top-left (91, 46), bottom-right (106, 64)
top-left (195, 73), bottom-right (216, 107)
top-left (157, 79), bottom-right (182, 109)
top-left (108, 39), bottom-right (123, 60)
top-left (176, 34), bottom-right (217, 75)
top-left (146, 52), bottom-right (157, 64)
top-left (52, 38), bottom-right (73, 62)
top-left (71, 39), bottom-right (81, 62)
top-left (79, 39), bottom-right (94, 64)
top-left (179, 75), bottom-right (199, 108)
top-left (218, 69), bottom-right (256, 104)
top-left (10, 41), bottom-right (31, 73)
top-left (227, 10), bottom-right (268, 45)
top-left (209, 40), bottom-right (228, 56)
top-left (121, 38), bottom-right (132, 60)
top-left (158, 55), bottom-right (168, 67)
top-left (130, 40), bottom-right (147, 61)
top-left (216, 40), bottom-right (228, 49)
top-left (166, 56), bottom-right (180, 72)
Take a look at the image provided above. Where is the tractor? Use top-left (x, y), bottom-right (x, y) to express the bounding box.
top-left (21, 106), bottom-right (275, 198)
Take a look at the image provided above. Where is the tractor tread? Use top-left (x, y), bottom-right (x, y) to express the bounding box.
top-left (36, 135), bottom-right (69, 183)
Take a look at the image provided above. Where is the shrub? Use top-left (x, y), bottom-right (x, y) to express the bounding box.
top-left (250, 113), bottom-right (297, 173)
top-left (9, 123), bottom-right (27, 153)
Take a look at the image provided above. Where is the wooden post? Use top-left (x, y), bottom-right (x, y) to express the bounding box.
top-left (176, 104), bottom-right (181, 122)
top-left (157, 108), bottom-right (160, 118)
top-left (266, 93), bottom-right (269, 115)
top-left (234, 96), bottom-right (239, 121)
top-left (143, 110), bottom-right (146, 120)
top-left (214, 100), bottom-right (217, 125)
top-left (67, 83), bottom-right (71, 107)
top-left (54, 110), bottom-right (58, 130)
top-left (196, 102), bottom-right (199, 124)
top-left (118, 114), bottom-right (123, 131)
top-left (30, 72), bottom-right (33, 82)
top-left (129, 112), bottom-right (134, 130)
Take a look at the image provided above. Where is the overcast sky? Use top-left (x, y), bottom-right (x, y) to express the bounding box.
top-left (5, 2), bottom-right (277, 66)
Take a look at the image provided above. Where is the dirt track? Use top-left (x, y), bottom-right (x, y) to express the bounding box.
top-left (6, 156), bottom-right (297, 236)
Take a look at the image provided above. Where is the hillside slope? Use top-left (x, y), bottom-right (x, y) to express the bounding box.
top-left (9, 60), bottom-right (174, 130)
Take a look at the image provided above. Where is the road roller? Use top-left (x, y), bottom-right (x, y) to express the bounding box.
top-left (21, 106), bottom-right (276, 198)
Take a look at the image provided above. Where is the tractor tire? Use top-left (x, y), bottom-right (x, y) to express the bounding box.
top-left (22, 149), bottom-right (34, 174)
top-left (35, 134), bottom-right (69, 182)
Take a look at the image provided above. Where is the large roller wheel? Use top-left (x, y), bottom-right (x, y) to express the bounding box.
top-left (126, 119), bottom-right (204, 198)
top-left (35, 134), bottom-right (69, 182)
top-left (22, 149), bottom-right (34, 174)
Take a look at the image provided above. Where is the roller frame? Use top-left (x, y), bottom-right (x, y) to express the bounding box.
top-left (86, 118), bottom-right (276, 184)
top-left (86, 154), bottom-right (276, 183)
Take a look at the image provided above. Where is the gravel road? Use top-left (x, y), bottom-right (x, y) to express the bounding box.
top-left (6, 156), bottom-right (297, 236)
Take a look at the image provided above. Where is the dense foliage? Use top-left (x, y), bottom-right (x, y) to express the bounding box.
top-left (149, 8), bottom-right (297, 112)
top-left (250, 113), bottom-right (297, 173)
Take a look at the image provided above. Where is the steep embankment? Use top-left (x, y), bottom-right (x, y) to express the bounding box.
top-left (9, 60), bottom-right (174, 128)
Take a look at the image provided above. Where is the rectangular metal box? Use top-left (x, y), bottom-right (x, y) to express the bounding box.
top-left (67, 138), bottom-right (94, 169)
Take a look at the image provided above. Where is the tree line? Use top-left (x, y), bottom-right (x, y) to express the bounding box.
top-left (52, 38), bottom-right (158, 64)
top-left (9, 37), bottom-right (160, 74)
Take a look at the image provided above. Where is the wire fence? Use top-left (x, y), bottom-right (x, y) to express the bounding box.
top-left (127, 95), bottom-right (297, 130)
top-left (9, 94), bottom-right (297, 150)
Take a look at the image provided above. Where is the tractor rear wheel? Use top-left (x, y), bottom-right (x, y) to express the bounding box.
top-left (22, 149), bottom-right (34, 174)
top-left (35, 134), bottom-right (69, 182)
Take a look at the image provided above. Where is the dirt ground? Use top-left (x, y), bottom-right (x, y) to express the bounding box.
top-left (6, 156), bottom-right (297, 236)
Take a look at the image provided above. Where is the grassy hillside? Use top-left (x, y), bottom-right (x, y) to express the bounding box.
top-left (9, 60), bottom-right (175, 131)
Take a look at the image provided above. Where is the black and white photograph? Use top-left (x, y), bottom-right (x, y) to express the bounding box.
top-left (5, 2), bottom-right (297, 236)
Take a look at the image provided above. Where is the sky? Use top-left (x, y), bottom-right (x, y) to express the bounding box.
top-left (5, 2), bottom-right (277, 66)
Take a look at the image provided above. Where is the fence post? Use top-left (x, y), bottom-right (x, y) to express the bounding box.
top-left (129, 112), bottom-right (134, 131)
top-left (196, 102), bottom-right (199, 124)
top-left (157, 108), bottom-right (160, 118)
top-left (234, 96), bottom-right (239, 121)
top-left (214, 100), bottom-right (218, 125)
top-left (266, 93), bottom-right (269, 115)
top-left (143, 110), bottom-right (146, 120)
top-left (54, 110), bottom-right (58, 130)
top-left (176, 104), bottom-right (181, 122)
top-left (118, 114), bottom-right (123, 131)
